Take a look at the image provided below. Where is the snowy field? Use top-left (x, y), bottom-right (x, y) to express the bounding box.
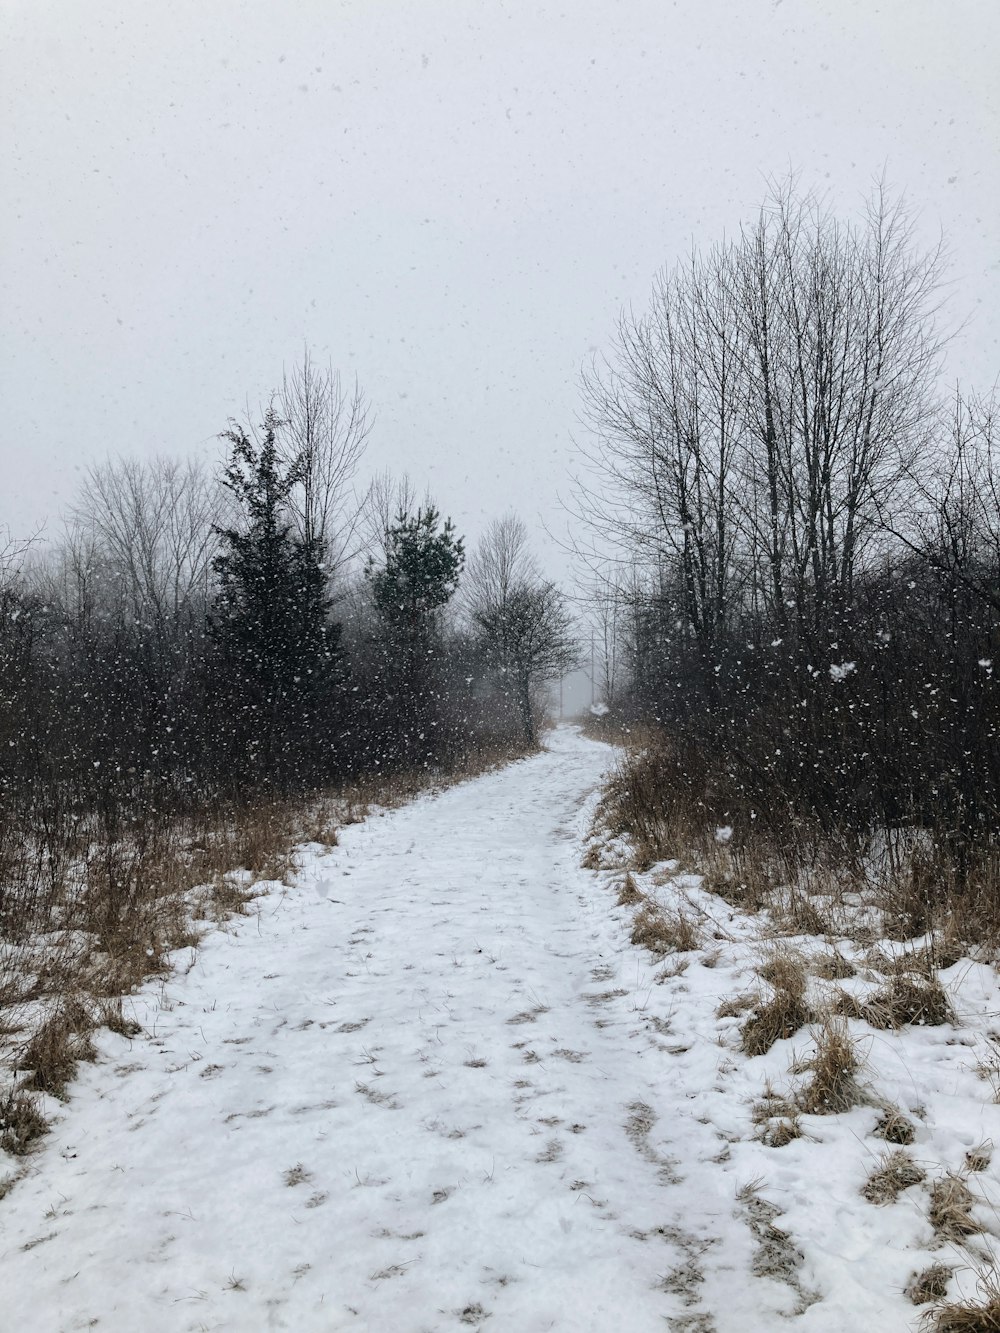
top-left (2, 727), bottom-right (1000, 1331)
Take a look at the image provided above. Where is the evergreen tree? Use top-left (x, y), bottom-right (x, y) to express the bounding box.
top-left (368, 506), bottom-right (464, 637)
top-left (366, 506), bottom-right (464, 764)
top-left (211, 410), bottom-right (340, 787)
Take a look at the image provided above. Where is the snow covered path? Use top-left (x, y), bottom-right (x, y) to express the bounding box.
top-left (1, 728), bottom-right (723, 1331)
top-left (7, 725), bottom-right (990, 1331)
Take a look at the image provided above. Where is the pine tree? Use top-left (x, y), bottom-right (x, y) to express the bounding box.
top-left (368, 507), bottom-right (464, 638)
top-left (211, 410), bottom-right (340, 787)
top-left (366, 506), bottom-right (464, 765)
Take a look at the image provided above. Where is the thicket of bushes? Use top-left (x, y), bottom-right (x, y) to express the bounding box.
top-left (581, 182), bottom-right (1000, 938)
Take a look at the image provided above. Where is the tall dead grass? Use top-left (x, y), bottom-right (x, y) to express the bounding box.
top-left (600, 731), bottom-right (1000, 960)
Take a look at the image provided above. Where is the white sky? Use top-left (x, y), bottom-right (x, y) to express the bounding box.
top-left (2, 0), bottom-right (998, 566)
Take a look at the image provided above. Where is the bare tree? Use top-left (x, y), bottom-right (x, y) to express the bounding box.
top-left (880, 388), bottom-right (1000, 612)
top-left (584, 561), bottom-right (648, 710)
top-left (465, 514), bottom-right (577, 742)
top-left (359, 470), bottom-right (421, 564)
top-left (72, 455), bottom-right (219, 634)
top-left (277, 350), bottom-right (371, 572)
top-left (576, 178), bottom-right (947, 662)
top-left (577, 240), bottom-right (746, 665)
top-left (734, 179), bottom-right (945, 630)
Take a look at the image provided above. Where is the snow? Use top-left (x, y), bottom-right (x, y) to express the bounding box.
top-left (2, 726), bottom-right (1000, 1330)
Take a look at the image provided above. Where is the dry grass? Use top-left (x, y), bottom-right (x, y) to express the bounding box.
top-left (752, 1084), bottom-right (804, 1147)
top-left (741, 954), bottom-right (813, 1057)
top-left (580, 844), bottom-right (604, 871)
top-left (717, 992), bottom-right (756, 1019)
top-left (813, 951), bottom-right (856, 980)
top-left (700, 857), bottom-right (774, 913)
top-left (98, 999), bottom-right (142, 1039)
top-left (18, 999), bottom-right (96, 1099)
top-left (630, 904), bottom-right (699, 955)
top-left (907, 1264), bottom-right (953, 1306)
top-left (966, 1145), bottom-right (993, 1173)
top-left (597, 728), bottom-right (1000, 971)
top-left (0, 1091), bottom-right (47, 1156)
top-left (781, 891), bottom-right (831, 936)
top-left (762, 1117), bottom-right (803, 1147)
top-left (873, 1105), bottom-right (917, 1146)
top-left (617, 873), bottom-right (644, 906)
top-left (757, 953), bottom-right (808, 992)
top-left (797, 1019), bottom-right (862, 1115)
top-left (833, 988), bottom-right (867, 1021)
top-left (928, 1274), bottom-right (1000, 1331)
top-left (929, 1175), bottom-right (983, 1244)
top-left (862, 1150), bottom-right (926, 1204)
top-left (752, 1082), bottom-right (798, 1122)
top-left (881, 847), bottom-right (939, 941)
top-left (864, 974), bottom-right (954, 1030)
top-left (596, 735), bottom-right (713, 872)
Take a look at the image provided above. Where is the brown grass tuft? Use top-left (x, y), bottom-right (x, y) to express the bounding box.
top-left (928, 1278), bottom-right (1000, 1331)
top-left (966, 1145), bottom-right (993, 1173)
top-left (758, 953), bottom-right (809, 993)
top-left (700, 859), bottom-right (773, 913)
top-left (741, 954), bottom-right (812, 1057)
top-left (833, 988), bottom-right (868, 1020)
top-left (813, 951), bottom-right (856, 980)
top-left (19, 999), bottom-right (96, 1099)
top-left (873, 1105), bottom-right (917, 1146)
top-left (762, 1117), bottom-right (803, 1148)
top-left (717, 992), bottom-right (756, 1019)
top-left (929, 1175), bottom-right (983, 1244)
top-left (630, 905), bottom-right (699, 955)
top-left (907, 1264), bottom-right (952, 1306)
top-left (98, 998), bottom-right (141, 1038)
top-left (881, 847), bottom-right (939, 941)
top-left (782, 892), bottom-right (830, 936)
top-left (617, 873), bottom-right (644, 906)
top-left (797, 1019), bottom-right (861, 1115)
top-left (752, 1087), bottom-right (805, 1151)
top-left (862, 1150), bottom-right (926, 1204)
top-left (581, 844), bottom-right (604, 871)
top-left (0, 1091), bottom-right (48, 1156)
top-left (864, 974), bottom-right (954, 1030)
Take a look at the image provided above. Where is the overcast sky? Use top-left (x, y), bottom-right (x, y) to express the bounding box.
top-left (3, 0), bottom-right (998, 568)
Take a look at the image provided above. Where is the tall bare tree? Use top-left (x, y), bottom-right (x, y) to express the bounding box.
top-left (73, 455), bottom-right (218, 636)
top-left (465, 514), bottom-right (577, 742)
top-left (277, 350), bottom-right (371, 572)
top-left (577, 178), bottom-right (947, 659)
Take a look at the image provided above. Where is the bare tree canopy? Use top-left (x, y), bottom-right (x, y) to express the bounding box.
top-left (575, 178), bottom-right (947, 648)
top-left (276, 349), bottom-right (371, 570)
top-left (466, 514), bottom-right (577, 742)
top-left (72, 454), bottom-right (219, 630)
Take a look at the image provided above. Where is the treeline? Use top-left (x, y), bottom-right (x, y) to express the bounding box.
top-left (580, 180), bottom-right (1000, 908)
top-left (0, 354), bottom-right (576, 927)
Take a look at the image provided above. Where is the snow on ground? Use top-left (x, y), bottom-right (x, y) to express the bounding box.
top-left (2, 726), bottom-right (1000, 1331)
